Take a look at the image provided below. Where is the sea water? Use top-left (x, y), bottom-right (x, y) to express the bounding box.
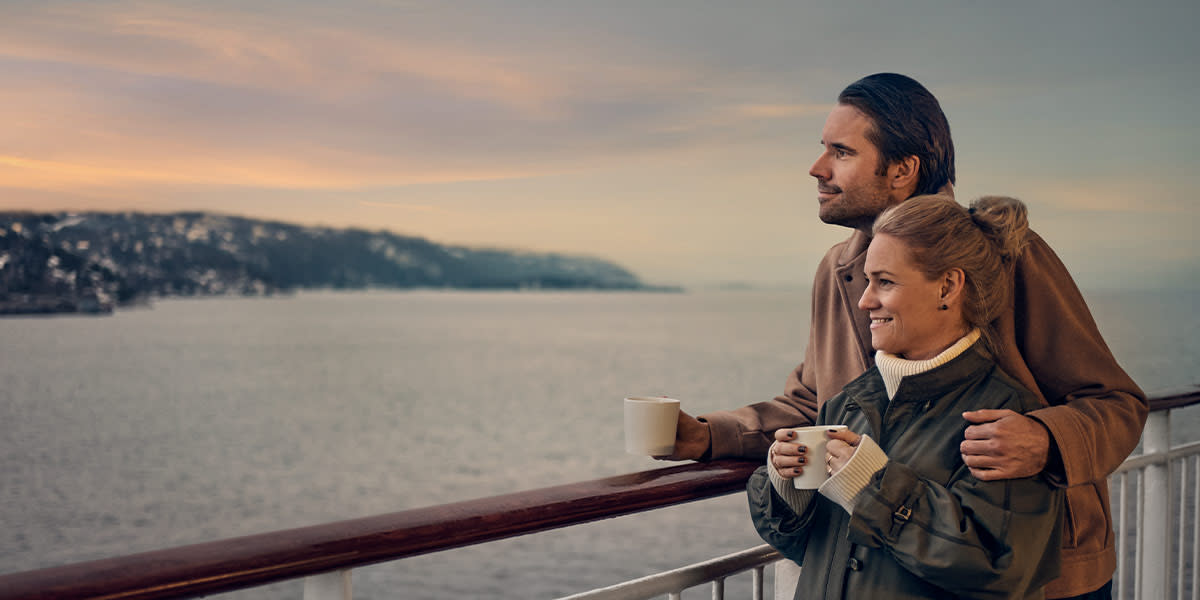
top-left (1, 289), bottom-right (1196, 599)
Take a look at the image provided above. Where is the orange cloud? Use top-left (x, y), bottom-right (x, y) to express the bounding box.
top-left (357, 201), bottom-right (451, 213)
top-left (0, 3), bottom-right (576, 118)
top-left (0, 2), bottom-right (819, 196)
top-left (0, 151), bottom-right (553, 191)
top-left (1030, 177), bottom-right (1195, 215)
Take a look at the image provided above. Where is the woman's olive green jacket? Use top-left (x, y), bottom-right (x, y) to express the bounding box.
top-left (748, 343), bottom-right (1063, 599)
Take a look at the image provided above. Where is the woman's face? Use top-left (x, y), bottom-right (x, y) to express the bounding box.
top-left (858, 233), bottom-right (962, 360)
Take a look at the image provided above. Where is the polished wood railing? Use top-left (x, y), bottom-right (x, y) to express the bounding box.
top-left (1, 386), bottom-right (1197, 600)
top-left (0, 460), bottom-right (758, 600)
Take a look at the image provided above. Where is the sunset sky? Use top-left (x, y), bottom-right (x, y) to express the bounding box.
top-left (1, 0), bottom-right (1196, 289)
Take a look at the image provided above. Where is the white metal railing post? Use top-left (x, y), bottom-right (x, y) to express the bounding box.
top-left (303, 569), bottom-right (352, 600)
top-left (1193, 455), bottom-right (1200, 600)
top-left (711, 576), bottom-right (725, 600)
top-left (772, 556), bottom-right (801, 600)
top-left (1178, 455), bottom-right (1188, 599)
top-left (1141, 410), bottom-right (1171, 600)
top-left (1116, 472), bottom-right (1128, 600)
top-left (774, 559), bottom-right (800, 600)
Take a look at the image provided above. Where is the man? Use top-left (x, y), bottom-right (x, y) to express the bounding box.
top-left (662, 73), bottom-right (1146, 600)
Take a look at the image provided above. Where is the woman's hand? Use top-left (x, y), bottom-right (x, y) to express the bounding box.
top-left (825, 429), bottom-right (862, 477)
top-left (769, 429), bottom-right (808, 479)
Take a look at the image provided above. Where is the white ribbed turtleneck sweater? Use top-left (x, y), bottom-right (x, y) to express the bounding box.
top-left (876, 328), bottom-right (982, 400)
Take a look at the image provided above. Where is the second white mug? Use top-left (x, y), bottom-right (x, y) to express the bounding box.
top-left (623, 396), bottom-right (680, 455)
top-left (788, 425), bottom-right (849, 489)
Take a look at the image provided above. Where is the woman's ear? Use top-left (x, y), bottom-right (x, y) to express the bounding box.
top-left (940, 268), bottom-right (966, 308)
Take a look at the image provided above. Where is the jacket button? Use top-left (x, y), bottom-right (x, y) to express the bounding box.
top-left (847, 557), bottom-right (862, 571)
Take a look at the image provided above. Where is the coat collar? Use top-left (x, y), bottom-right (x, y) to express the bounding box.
top-left (837, 229), bottom-right (872, 267)
top-left (844, 340), bottom-right (994, 408)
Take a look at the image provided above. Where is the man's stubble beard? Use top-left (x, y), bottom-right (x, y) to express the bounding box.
top-left (817, 177), bottom-right (895, 233)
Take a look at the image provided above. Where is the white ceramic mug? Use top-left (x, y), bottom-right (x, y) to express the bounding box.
top-left (787, 425), bottom-right (849, 489)
top-left (623, 396), bottom-right (680, 455)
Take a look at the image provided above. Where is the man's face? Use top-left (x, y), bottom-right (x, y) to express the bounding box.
top-left (809, 104), bottom-right (899, 231)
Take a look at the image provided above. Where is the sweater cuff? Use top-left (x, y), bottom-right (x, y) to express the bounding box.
top-left (818, 435), bottom-right (889, 515)
top-left (766, 447), bottom-right (818, 515)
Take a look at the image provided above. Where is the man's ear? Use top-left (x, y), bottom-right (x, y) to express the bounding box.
top-left (890, 155), bottom-right (920, 193)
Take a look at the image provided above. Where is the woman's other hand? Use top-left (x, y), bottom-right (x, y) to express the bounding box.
top-left (826, 429), bottom-right (862, 476)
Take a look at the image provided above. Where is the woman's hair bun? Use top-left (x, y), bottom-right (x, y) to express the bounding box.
top-left (969, 196), bottom-right (1029, 263)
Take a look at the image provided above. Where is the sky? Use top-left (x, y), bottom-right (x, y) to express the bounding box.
top-left (1, 0), bottom-right (1197, 290)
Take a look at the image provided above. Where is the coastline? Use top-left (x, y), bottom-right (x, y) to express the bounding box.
top-left (0, 294), bottom-right (114, 316)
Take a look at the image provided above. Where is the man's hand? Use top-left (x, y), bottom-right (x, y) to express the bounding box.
top-left (960, 409), bottom-right (1050, 480)
top-left (653, 410), bottom-right (711, 461)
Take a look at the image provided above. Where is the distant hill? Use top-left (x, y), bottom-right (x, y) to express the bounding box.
top-left (0, 211), bottom-right (672, 315)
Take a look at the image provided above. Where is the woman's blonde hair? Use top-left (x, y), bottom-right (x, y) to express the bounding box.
top-left (872, 194), bottom-right (1029, 355)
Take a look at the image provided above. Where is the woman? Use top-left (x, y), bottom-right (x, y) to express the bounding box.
top-left (748, 194), bottom-right (1063, 599)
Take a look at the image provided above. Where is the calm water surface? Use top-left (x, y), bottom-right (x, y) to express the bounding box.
top-left (1, 289), bottom-right (1196, 599)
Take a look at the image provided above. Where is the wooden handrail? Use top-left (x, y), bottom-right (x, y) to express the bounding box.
top-left (2, 386), bottom-right (1197, 600)
top-left (1146, 385), bottom-right (1200, 412)
top-left (0, 460), bottom-right (760, 600)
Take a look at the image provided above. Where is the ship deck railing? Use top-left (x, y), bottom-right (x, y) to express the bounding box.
top-left (2, 386), bottom-right (1197, 600)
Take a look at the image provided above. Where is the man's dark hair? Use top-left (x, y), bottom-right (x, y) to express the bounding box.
top-left (838, 73), bottom-right (955, 196)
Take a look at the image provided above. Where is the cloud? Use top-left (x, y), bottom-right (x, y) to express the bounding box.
top-left (1, 0), bottom-right (1195, 289)
top-left (0, 150), bottom-right (554, 191)
top-left (0, 1), bottom-right (815, 193)
top-left (356, 200), bottom-right (449, 213)
top-left (1025, 176), bottom-right (1199, 217)
top-left (732, 103), bottom-right (832, 119)
top-left (0, 2), bottom-right (561, 112)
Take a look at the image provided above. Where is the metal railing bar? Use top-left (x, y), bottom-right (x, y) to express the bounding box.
top-left (1137, 470), bottom-right (1145, 599)
top-left (1114, 441), bottom-right (1200, 474)
top-left (1179, 460), bottom-right (1188, 600)
top-left (554, 545), bottom-right (781, 600)
top-left (1117, 471), bottom-right (1129, 600)
top-left (1194, 457), bottom-right (1199, 600)
top-left (1146, 410), bottom-right (1172, 600)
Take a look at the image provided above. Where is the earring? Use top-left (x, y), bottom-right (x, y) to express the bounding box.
top-left (939, 304), bottom-right (948, 311)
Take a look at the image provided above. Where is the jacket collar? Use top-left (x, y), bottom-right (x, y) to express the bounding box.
top-left (844, 340), bottom-right (994, 408)
top-left (837, 229), bottom-right (872, 267)
top-left (832, 229), bottom-right (875, 366)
